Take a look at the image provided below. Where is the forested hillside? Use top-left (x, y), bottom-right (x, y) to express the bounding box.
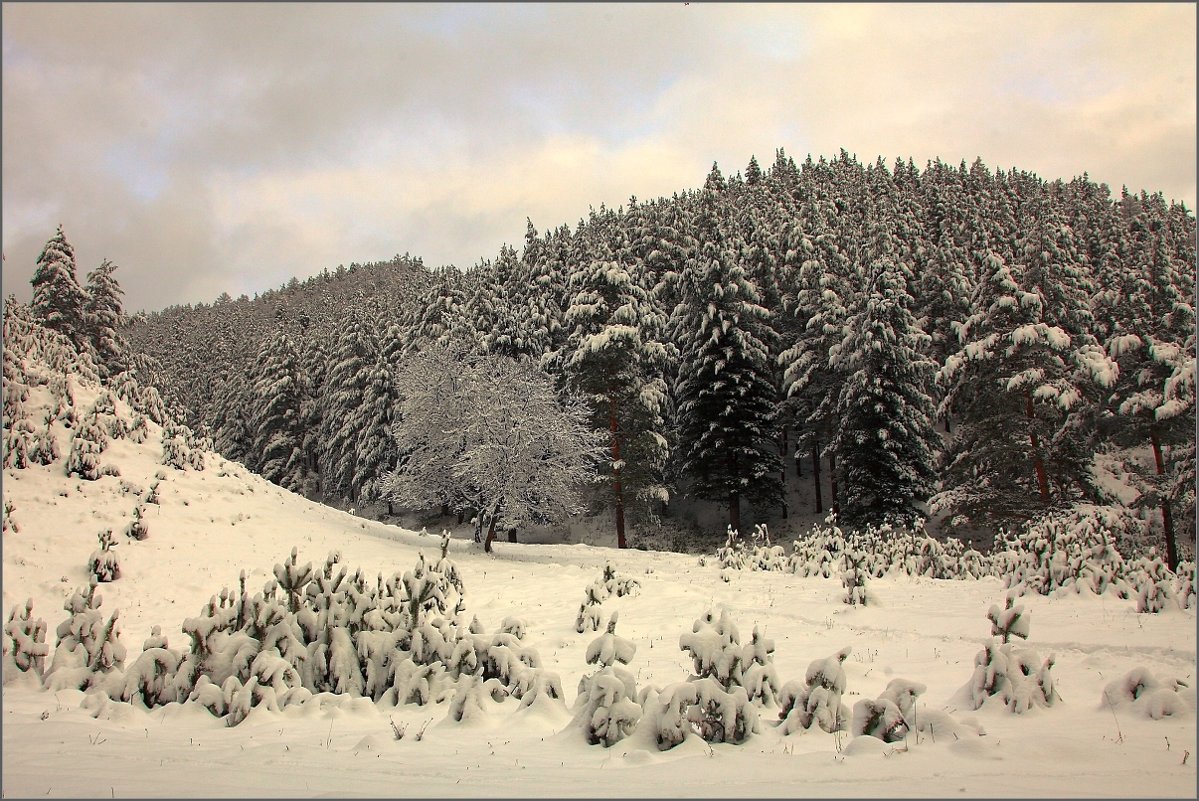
top-left (29, 149), bottom-right (1195, 561)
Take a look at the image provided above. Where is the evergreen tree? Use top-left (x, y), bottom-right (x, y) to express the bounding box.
top-left (319, 317), bottom-right (379, 502)
top-left (82, 259), bottom-right (128, 380)
top-left (250, 330), bottom-right (306, 491)
top-left (31, 225), bottom-right (87, 349)
top-left (563, 256), bottom-right (674, 547)
top-left (828, 264), bottom-right (940, 526)
top-left (674, 195), bottom-right (782, 532)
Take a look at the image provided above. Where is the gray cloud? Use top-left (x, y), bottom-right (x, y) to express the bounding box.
top-left (3, 3), bottom-right (1194, 313)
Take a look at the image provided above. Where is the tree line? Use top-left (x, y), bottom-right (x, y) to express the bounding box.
top-left (22, 149), bottom-right (1195, 564)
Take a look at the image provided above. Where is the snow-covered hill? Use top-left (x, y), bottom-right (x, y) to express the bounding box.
top-left (2, 324), bottom-right (1196, 798)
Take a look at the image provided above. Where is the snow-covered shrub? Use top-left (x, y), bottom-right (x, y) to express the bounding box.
top-left (65, 405), bottom-right (120, 480)
top-left (778, 647), bottom-right (852, 734)
top-left (575, 581), bottom-right (605, 633)
top-left (1101, 667), bottom-right (1194, 720)
top-left (2, 500), bottom-right (18, 535)
top-left (999, 508), bottom-right (1148, 598)
top-left (161, 421), bottom-right (205, 471)
top-left (144, 480), bottom-right (161, 505)
top-left (127, 412), bottom-right (150, 445)
top-left (1130, 553), bottom-right (1174, 613)
top-left (4, 599), bottom-right (49, 677)
top-left (716, 526), bottom-right (748, 570)
top-left (851, 678), bottom-right (926, 742)
top-left (574, 613), bottom-right (641, 746)
top-left (841, 550), bottom-right (869, 606)
top-left (788, 518), bottom-right (848, 578)
top-left (28, 412), bottom-right (60, 466)
top-left (3, 417), bottom-right (33, 469)
top-left (914, 535), bottom-right (949, 578)
top-left (638, 683), bottom-right (695, 750)
top-left (1174, 561), bottom-right (1195, 610)
top-left (445, 674), bottom-right (507, 723)
top-left (88, 529), bottom-right (121, 582)
top-left (44, 583), bottom-right (127, 692)
top-left (740, 625), bottom-right (781, 707)
top-left (121, 642), bottom-right (185, 708)
top-left (680, 608), bottom-right (745, 688)
top-left (957, 603), bottom-right (1058, 714)
top-left (686, 677), bottom-right (758, 744)
top-left (124, 504), bottom-right (149, 541)
top-left (987, 593), bottom-right (1029, 644)
top-left (747, 524), bottom-right (787, 570)
top-left (675, 608), bottom-right (762, 744)
top-left (601, 562), bottom-right (640, 597)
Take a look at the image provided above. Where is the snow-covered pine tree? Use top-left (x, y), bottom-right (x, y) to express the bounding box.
top-left (934, 189), bottom-right (1116, 530)
top-left (319, 317), bottom-right (380, 502)
top-left (563, 255), bottom-right (674, 547)
top-left (82, 259), bottom-right (129, 380)
top-left (674, 194), bottom-right (782, 533)
top-left (779, 185), bottom-right (854, 517)
top-left (826, 232), bottom-right (940, 527)
top-left (31, 225), bottom-right (87, 350)
top-left (249, 330), bottom-right (307, 491)
top-left (1103, 191), bottom-right (1196, 569)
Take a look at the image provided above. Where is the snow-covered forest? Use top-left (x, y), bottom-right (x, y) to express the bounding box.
top-left (1, 290), bottom-right (1195, 797)
top-left (76, 150), bottom-right (1195, 564)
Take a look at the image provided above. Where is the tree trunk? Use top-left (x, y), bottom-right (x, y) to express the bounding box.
top-left (387, 501), bottom-right (394, 516)
top-left (778, 426), bottom-right (788, 519)
top-left (1024, 393), bottom-right (1051, 503)
top-left (944, 412), bottom-right (952, 434)
top-left (794, 426), bottom-right (803, 478)
top-left (729, 490), bottom-right (742, 535)
top-left (484, 515), bottom-right (497, 553)
top-left (829, 451), bottom-right (840, 517)
top-left (609, 397), bottom-right (627, 549)
top-left (457, 509), bottom-right (465, 525)
top-left (507, 527), bottom-right (517, 543)
top-left (812, 437), bottom-right (824, 515)
top-left (440, 503), bottom-right (449, 517)
top-left (1150, 428), bottom-right (1179, 570)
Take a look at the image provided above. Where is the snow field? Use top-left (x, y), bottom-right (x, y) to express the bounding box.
top-left (2, 371), bottom-right (1196, 797)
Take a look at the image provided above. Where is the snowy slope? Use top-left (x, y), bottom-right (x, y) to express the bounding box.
top-left (2, 355), bottom-right (1197, 798)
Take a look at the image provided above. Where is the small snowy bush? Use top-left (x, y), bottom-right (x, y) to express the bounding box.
top-left (65, 406), bottom-right (120, 480)
top-left (841, 550), bottom-right (869, 606)
top-left (778, 646), bottom-right (852, 734)
top-left (852, 679), bottom-right (926, 742)
top-left (574, 613), bottom-right (641, 747)
top-left (1101, 667), bottom-right (1193, 720)
top-left (4, 599), bottom-right (49, 678)
top-left (88, 529), bottom-right (122, 582)
top-left (124, 504), bottom-right (149, 541)
top-left (44, 583), bottom-right (127, 693)
top-left (957, 602), bottom-right (1058, 714)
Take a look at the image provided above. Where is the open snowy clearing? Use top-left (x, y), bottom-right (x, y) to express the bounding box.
top-left (2, 377), bottom-right (1196, 798)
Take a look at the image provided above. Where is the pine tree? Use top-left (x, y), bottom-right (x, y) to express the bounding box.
top-left (250, 330), bottom-right (306, 490)
top-left (1104, 192), bottom-right (1196, 567)
top-left (81, 259), bottom-right (128, 380)
top-left (563, 256), bottom-right (674, 547)
top-left (829, 204), bottom-right (940, 527)
top-left (319, 318), bottom-right (378, 501)
top-left (674, 195), bottom-right (782, 532)
top-left (31, 225), bottom-right (87, 349)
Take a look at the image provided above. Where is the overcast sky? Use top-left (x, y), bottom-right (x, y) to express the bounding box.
top-left (3, 3), bottom-right (1195, 314)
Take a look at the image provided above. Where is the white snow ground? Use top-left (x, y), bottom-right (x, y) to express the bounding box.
top-left (2, 369), bottom-right (1196, 799)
